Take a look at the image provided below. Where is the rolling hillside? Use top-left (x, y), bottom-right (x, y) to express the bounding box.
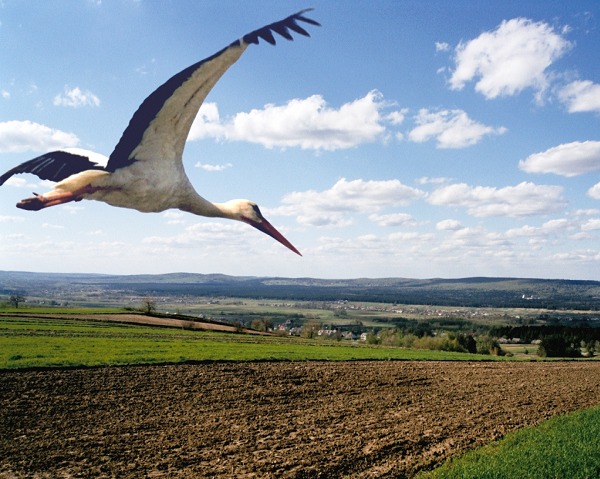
top-left (2, 271), bottom-right (599, 310)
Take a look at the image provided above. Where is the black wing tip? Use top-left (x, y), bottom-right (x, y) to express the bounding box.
top-left (0, 149), bottom-right (104, 186)
top-left (242, 8), bottom-right (320, 46)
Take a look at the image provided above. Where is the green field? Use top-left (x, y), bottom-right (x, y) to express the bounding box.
top-left (0, 313), bottom-right (496, 369)
top-left (2, 310), bottom-right (598, 478)
top-left (418, 405), bottom-right (600, 479)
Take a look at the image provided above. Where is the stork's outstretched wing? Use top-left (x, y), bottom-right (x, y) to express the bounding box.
top-left (106, 9), bottom-right (319, 172)
top-left (0, 149), bottom-right (106, 186)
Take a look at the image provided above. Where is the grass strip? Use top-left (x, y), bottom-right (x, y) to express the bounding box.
top-left (1, 315), bottom-right (495, 368)
top-left (417, 405), bottom-right (600, 479)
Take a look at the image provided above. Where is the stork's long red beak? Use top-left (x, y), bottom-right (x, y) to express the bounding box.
top-left (244, 216), bottom-right (302, 256)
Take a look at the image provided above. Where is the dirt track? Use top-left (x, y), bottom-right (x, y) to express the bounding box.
top-left (1, 361), bottom-right (599, 478)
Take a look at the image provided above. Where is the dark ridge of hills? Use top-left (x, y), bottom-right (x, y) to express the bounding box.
top-left (1, 270), bottom-right (600, 310)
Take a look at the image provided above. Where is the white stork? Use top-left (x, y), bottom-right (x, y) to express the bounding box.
top-left (0, 10), bottom-right (320, 256)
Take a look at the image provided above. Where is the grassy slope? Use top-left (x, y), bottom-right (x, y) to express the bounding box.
top-left (417, 405), bottom-right (600, 479)
top-left (0, 314), bottom-right (493, 369)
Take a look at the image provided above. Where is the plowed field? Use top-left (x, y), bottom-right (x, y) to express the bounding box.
top-left (1, 361), bottom-right (599, 478)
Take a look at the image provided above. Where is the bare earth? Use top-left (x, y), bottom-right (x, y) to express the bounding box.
top-left (1, 361), bottom-right (599, 478)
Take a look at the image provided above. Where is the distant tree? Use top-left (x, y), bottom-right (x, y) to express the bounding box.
top-left (231, 321), bottom-right (243, 333)
top-left (476, 335), bottom-right (505, 356)
top-left (251, 318), bottom-right (273, 332)
top-left (466, 335), bottom-right (477, 354)
top-left (538, 334), bottom-right (580, 358)
top-left (365, 331), bottom-right (379, 345)
top-left (379, 328), bottom-right (402, 347)
top-left (9, 294), bottom-right (25, 308)
top-left (582, 339), bottom-right (598, 357)
top-left (301, 320), bottom-right (321, 339)
top-left (141, 298), bottom-right (157, 314)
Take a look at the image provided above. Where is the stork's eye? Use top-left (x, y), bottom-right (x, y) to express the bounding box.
top-left (251, 204), bottom-right (264, 219)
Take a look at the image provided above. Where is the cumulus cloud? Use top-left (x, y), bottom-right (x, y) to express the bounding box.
top-left (558, 80), bottom-right (600, 113)
top-left (408, 108), bottom-right (506, 148)
top-left (189, 91), bottom-right (400, 151)
top-left (506, 218), bottom-right (571, 237)
top-left (0, 215), bottom-right (24, 223)
top-left (143, 222), bottom-right (253, 248)
top-left (519, 141), bottom-right (600, 177)
top-left (163, 211), bottom-right (186, 225)
top-left (581, 218), bottom-right (600, 231)
top-left (273, 178), bottom-right (426, 227)
top-left (194, 161), bottom-right (232, 172)
top-left (445, 226), bottom-right (510, 248)
top-left (435, 41), bottom-right (450, 52)
top-left (369, 213), bottom-right (416, 227)
top-left (436, 219), bottom-right (463, 231)
top-left (449, 18), bottom-right (572, 100)
top-left (0, 120), bottom-right (79, 153)
top-left (428, 181), bottom-right (566, 217)
top-left (588, 182), bottom-right (600, 200)
top-left (53, 86), bottom-right (100, 108)
top-left (416, 176), bottom-right (452, 185)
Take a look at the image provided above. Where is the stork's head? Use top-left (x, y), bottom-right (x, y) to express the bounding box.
top-left (228, 199), bottom-right (301, 256)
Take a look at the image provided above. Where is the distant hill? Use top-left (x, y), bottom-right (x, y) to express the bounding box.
top-left (1, 270), bottom-right (599, 310)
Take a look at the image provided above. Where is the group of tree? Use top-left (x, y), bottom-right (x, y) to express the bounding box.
top-left (368, 328), bottom-right (504, 356)
top-left (537, 335), bottom-right (599, 358)
top-left (4, 294), bottom-right (25, 308)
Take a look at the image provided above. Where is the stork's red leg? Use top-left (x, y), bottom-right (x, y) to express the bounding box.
top-left (16, 185), bottom-right (100, 211)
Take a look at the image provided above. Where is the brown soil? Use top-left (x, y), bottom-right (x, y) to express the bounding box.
top-left (1, 361), bottom-right (599, 478)
top-left (0, 312), bottom-right (264, 334)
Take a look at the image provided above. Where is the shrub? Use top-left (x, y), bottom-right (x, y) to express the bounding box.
top-left (476, 335), bottom-right (505, 356)
top-left (538, 334), bottom-right (581, 358)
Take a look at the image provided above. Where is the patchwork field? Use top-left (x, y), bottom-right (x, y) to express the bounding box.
top-left (2, 361), bottom-right (599, 478)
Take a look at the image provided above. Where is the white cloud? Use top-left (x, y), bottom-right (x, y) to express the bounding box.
top-left (0, 120), bottom-right (79, 153)
top-left (0, 215), bottom-right (24, 223)
top-left (558, 80), bottom-right (600, 113)
top-left (435, 226), bottom-right (512, 255)
top-left (436, 219), bottom-right (463, 231)
top-left (369, 213), bottom-right (416, 227)
top-left (189, 91), bottom-right (394, 151)
top-left (582, 218), bottom-right (600, 231)
top-left (163, 211), bottom-right (186, 225)
top-left (273, 178), bottom-right (426, 227)
top-left (408, 108), bottom-right (506, 148)
top-left (53, 86), bottom-right (100, 108)
top-left (519, 141), bottom-right (600, 177)
top-left (588, 182), bottom-right (600, 200)
top-left (1, 90), bottom-right (9, 99)
top-left (416, 176), bottom-right (452, 185)
top-left (449, 18), bottom-right (572, 100)
top-left (506, 218), bottom-right (570, 237)
top-left (142, 221), bottom-right (280, 255)
top-left (572, 208), bottom-right (600, 216)
top-left (435, 41), bottom-right (450, 52)
top-left (428, 181), bottom-right (566, 217)
top-left (42, 223), bottom-right (65, 230)
top-left (386, 108), bottom-right (408, 125)
top-left (194, 161), bottom-right (232, 172)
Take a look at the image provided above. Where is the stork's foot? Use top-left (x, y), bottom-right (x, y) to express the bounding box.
top-left (17, 194), bottom-right (47, 211)
top-left (16, 191), bottom-right (79, 211)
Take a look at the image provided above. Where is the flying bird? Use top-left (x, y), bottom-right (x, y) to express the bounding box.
top-left (0, 10), bottom-right (321, 256)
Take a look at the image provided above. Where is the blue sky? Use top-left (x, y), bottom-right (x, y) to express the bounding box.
top-left (1, 0), bottom-right (600, 280)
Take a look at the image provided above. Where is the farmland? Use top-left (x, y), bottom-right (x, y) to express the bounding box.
top-left (2, 360), bottom-right (599, 478)
top-left (2, 270), bottom-right (600, 477)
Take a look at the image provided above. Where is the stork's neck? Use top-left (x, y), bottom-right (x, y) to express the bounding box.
top-left (179, 193), bottom-right (238, 220)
